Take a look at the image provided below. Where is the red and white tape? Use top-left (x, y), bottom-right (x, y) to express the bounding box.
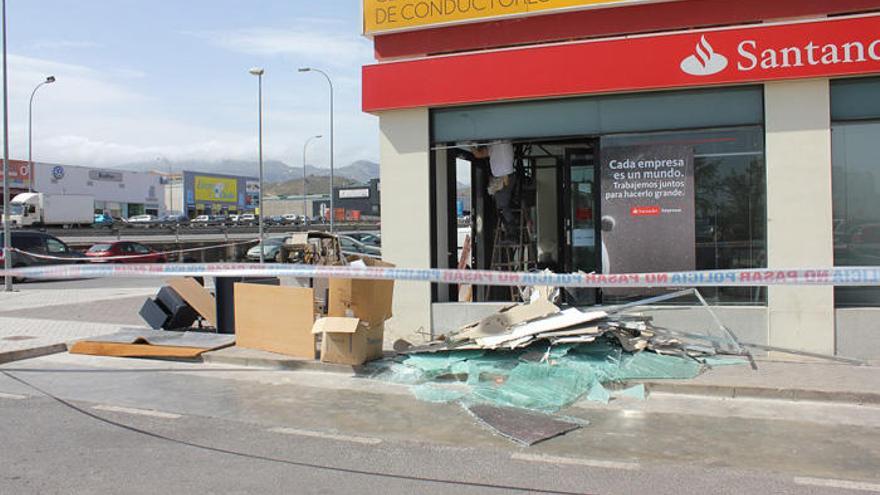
top-left (2, 262), bottom-right (880, 287)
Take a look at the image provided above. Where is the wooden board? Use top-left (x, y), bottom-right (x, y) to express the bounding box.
top-left (234, 283), bottom-right (316, 359)
top-left (167, 278), bottom-right (217, 327)
top-left (69, 341), bottom-right (208, 359)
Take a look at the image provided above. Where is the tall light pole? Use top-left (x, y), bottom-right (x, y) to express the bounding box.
top-left (28, 76), bottom-right (56, 193)
top-left (249, 67), bottom-right (265, 263)
top-left (2, 0), bottom-right (12, 291)
top-left (298, 67), bottom-right (334, 232)
top-left (302, 134), bottom-right (322, 224)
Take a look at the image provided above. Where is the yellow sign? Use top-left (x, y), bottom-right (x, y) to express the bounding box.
top-left (364, 0), bottom-right (652, 34)
top-left (194, 176), bottom-right (238, 203)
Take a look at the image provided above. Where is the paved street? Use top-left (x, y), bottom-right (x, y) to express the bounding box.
top-left (2, 353), bottom-right (879, 494)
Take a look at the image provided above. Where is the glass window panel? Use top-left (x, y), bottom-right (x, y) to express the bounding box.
top-left (832, 121), bottom-right (880, 307)
top-left (432, 86), bottom-right (764, 143)
top-left (601, 126), bottom-right (767, 305)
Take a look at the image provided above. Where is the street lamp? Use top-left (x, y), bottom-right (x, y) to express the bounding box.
top-left (2, 0), bottom-right (12, 291)
top-left (298, 67), bottom-right (335, 232)
top-left (302, 134), bottom-right (322, 225)
top-left (28, 75), bottom-right (55, 193)
top-left (249, 67), bottom-right (265, 263)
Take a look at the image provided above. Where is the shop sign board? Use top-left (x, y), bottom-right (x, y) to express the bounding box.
top-left (599, 144), bottom-right (695, 286)
top-left (363, 0), bottom-right (663, 35)
top-left (88, 170), bottom-right (124, 182)
top-left (1, 159), bottom-right (32, 189)
top-left (339, 188), bottom-right (371, 199)
top-left (194, 176), bottom-right (238, 203)
top-left (363, 14), bottom-right (880, 111)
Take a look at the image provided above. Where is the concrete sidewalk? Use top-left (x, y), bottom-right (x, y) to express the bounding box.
top-left (630, 360), bottom-right (880, 405)
top-left (0, 287), bottom-right (154, 364)
top-left (205, 346), bottom-right (880, 406)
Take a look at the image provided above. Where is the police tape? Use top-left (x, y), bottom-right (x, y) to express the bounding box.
top-left (6, 239), bottom-right (259, 263)
top-left (2, 263), bottom-right (880, 287)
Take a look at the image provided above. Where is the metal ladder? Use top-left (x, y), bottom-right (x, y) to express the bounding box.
top-left (481, 205), bottom-right (535, 301)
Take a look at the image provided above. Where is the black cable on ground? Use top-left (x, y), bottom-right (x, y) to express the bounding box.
top-left (1, 370), bottom-right (591, 495)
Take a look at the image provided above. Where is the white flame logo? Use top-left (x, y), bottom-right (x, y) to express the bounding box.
top-left (680, 36), bottom-right (728, 76)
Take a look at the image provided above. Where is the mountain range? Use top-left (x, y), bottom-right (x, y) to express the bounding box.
top-left (116, 159), bottom-right (380, 185)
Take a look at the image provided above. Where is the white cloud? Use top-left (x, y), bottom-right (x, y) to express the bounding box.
top-left (185, 24), bottom-right (373, 68)
top-left (2, 46), bottom-right (378, 170)
top-left (29, 40), bottom-right (101, 50)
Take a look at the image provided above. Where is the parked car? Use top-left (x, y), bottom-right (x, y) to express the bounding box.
top-left (346, 232), bottom-right (381, 247)
top-left (228, 214), bottom-right (240, 224)
top-left (246, 236), bottom-right (288, 262)
top-left (338, 235), bottom-right (382, 257)
top-left (267, 215), bottom-right (285, 226)
top-left (159, 213), bottom-right (189, 226)
top-left (212, 214), bottom-right (230, 226)
top-left (127, 214), bottom-right (158, 227)
top-left (86, 241), bottom-right (167, 263)
top-left (92, 213), bottom-right (116, 229)
top-left (192, 214), bottom-right (211, 226)
top-left (282, 214), bottom-right (300, 225)
top-left (0, 231), bottom-right (87, 280)
top-left (239, 213), bottom-right (257, 225)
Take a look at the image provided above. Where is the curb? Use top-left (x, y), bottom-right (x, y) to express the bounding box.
top-left (631, 381), bottom-right (880, 406)
top-left (201, 348), bottom-right (359, 374)
top-left (0, 343), bottom-right (68, 365)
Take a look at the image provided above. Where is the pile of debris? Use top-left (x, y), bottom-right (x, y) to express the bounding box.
top-left (407, 286), bottom-right (747, 361)
top-left (368, 287), bottom-right (753, 418)
top-left (278, 232), bottom-right (346, 265)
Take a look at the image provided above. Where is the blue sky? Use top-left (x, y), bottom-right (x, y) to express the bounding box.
top-left (4, 0), bottom-right (376, 168)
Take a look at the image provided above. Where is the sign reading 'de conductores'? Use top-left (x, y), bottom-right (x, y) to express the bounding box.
top-left (363, 0), bottom-right (658, 34)
top-left (600, 145), bottom-right (695, 287)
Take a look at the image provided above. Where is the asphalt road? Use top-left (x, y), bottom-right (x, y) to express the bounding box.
top-left (1, 354), bottom-right (879, 495)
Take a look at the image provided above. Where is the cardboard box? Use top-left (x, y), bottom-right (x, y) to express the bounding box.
top-left (318, 257), bottom-right (394, 365)
top-left (234, 283), bottom-right (317, 358)
top-left (311, 317), bottom-right (383, 366)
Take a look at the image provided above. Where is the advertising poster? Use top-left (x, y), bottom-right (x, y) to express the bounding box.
top-left (600, 144), bottom-right (695, 291)
top-left (194, 176), bottom-right (238, 203)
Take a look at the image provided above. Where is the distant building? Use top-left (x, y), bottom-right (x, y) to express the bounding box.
top-left (263, 194), bottom-right (330, 218)
top-left (169, 171), bottom-right (259, 218)
top-left (313, 179), bottom-right (381, 220)
top-left (32, 162), bottom-right (164, 217)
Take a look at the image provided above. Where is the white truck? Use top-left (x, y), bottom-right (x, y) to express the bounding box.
top-left (8, 193), bottom-right (94, 228)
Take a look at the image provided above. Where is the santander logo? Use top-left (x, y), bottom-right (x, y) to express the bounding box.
top-left (680, 36), bottom-right (729, 76)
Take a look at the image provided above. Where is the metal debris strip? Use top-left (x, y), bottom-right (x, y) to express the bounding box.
top-left (464, 403), bottom-right (583, 446)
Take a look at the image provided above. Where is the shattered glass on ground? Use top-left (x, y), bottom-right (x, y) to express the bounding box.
top-left (366, 336), bottom-right (746, 413)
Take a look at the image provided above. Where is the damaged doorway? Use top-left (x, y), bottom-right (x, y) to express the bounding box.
top-left (439, 138), bottom-right (603, 306)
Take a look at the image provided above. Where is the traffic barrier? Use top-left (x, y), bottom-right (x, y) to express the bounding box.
top-left (1, 263), bottom-right (880, 287)
top-left (6, 239), bottom-right (258, 263)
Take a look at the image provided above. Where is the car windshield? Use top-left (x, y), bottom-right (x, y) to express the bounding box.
top-left (9, 203), bottom-right (24, 215)
top-left (88, 244), bottom-right (113, 252)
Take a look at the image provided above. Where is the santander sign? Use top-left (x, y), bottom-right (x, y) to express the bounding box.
top-left (363, 14), bottom-right (880, 112)
top-left (680, 36), bottom-right (728, 76)
top-left (681, 29), bottom-right (880, 78)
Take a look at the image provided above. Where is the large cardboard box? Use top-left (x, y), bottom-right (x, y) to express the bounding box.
top-left (234, 283), bottom-right (316, 358)
top-left (319, 257), bottom-right (394, 365)
top-left (311, 317), bottom-right (379, 366)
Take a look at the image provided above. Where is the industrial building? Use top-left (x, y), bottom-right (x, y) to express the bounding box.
top-left (31, 161), bottom-right (164, 217)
